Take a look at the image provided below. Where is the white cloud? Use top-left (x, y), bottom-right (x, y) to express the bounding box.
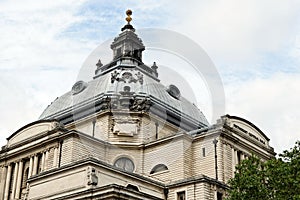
top-left (171, 0), bottom-right (300, 66)
top-left (0, 0), bottom-right (94, 70)
top-left (0, 0), bottom-right (92, 145)
top-left (225, 72), bottom-right (300, 153)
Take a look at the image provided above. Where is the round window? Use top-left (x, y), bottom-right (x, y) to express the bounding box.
top-left (114, 157), bottom-right (135, 172)
top-left (166, 84), bottom-right (181, 99)
top-left (72, 80), bottom-right (87, 95)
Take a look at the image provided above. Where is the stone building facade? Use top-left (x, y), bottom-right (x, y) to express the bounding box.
top-left (0, 11), bottom-right (275, 200)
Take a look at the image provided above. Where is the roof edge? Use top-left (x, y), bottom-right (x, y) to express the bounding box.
top-left (6, 119), bottom-right (60, 141)
top-left (224, 114), bottom-right (270, 141)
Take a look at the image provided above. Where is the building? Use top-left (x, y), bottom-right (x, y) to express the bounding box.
top-left (0, 10), bottom-right (275, 200)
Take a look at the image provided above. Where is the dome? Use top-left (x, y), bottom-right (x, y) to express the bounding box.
top-left (39, 18), bottom-right (209, 130)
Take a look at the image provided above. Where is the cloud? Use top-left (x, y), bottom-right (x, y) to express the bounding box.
top-left (0, 0), bottom-right (93, 70)
top-left (225, 72), bottom-right (300, 153)
top-left (171, 0), bottom-right (300, 67)
top-left (0, 0), bottom-right (90, 145)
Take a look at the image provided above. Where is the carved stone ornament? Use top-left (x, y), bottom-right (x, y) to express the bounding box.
top-left (111, 70), bottom-right (120, 83)
top-left (111, 117), bottom-right (140, 136)
top-left (136, 72), bottom-right (143, 84)
top-left (51, 121), bottom-right (65, 130)
top-left (87, 167), bottom-right (98, 186)
top-left (109, 98), bottom-right (119, 109)
top-left (72, 80), bottom-right (87, 95)
top-left (110, 70), bottom-right (144, 85)
top-left (130, 97), bottom-right (151, 111)
top-left (96, 59), bottom-right (103, 68)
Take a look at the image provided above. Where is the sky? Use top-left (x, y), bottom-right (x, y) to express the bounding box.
top-left (0, 0), bottom-right (300, 153)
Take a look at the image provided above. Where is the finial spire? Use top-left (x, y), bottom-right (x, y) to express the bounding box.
top-left (121, 9), bottom-right (135, 31)
top-left (126, 9), bottom-right (132, 24)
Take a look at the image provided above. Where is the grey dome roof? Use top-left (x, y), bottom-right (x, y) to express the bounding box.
top-left (39, 62), bottom-right (208, 127)
top-left (39, 23), bottom-right (209, 129)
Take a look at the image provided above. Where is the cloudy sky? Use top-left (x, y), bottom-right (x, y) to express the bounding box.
top-left (0, 0), bottom-right (300, 153)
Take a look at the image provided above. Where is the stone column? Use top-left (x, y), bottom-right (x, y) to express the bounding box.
top-left (53, 147), bottom-right (58, 168)
top-left (234, 150), bottom-right (238, 165)
top-left (4, 164), bottom-right (12, 200)
top-left (28, 156), bottom-right (33, 178)
top-left (231, 148), bottom-right (235, 177)
top-left (11, 162), bottom-right (19, 199)
top-left (32, 155), bottom-right (38, 176)
top-left (45, 150), bottom-right (49, 171)
top-left (15, 160), bottom-right (24, 199)
top-left (41, 152), bottom-right (45, 172)
top-left (0, 166), bottom-right (8, 199)
top-left (241, 153), bottom-right (245, 161)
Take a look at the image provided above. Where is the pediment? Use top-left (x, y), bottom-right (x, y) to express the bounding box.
top-left (7, 120), bottom-right (60, 147)
top-left (224, 115), bottom-right (269, 146)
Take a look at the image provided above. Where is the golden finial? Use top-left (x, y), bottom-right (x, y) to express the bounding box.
top-left (126, 9), bottom-right (132, 24)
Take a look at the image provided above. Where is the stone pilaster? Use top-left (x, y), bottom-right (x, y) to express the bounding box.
top-left (241, 153), bottom-right (245, 160)
top-left (0, 166), bottom-right (7, 199)
top-left (53, 147), bottom-right (58, 168)
top-left (4, 164), bottom-right (12, 200)
top-left (45, 149), bottom-right (49, 171)
top-left (11, 162), bottom-right (19, 199)
top-left (28, 156), bottom-right (34, 178)
top-left (231, 148), bottom-right (236, 177)
top-left (41, 152), bottom-right (45, 172)
top-left (235, 150), bottom-right (238, 166)
top-left (15, 160), bottom-right (24, 199)
top-left (32, 154), bottom-right (38, 176)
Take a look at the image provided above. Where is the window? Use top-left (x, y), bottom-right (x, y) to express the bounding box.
top-left (177, 191), bottom-right (186, 200)
top-left (217, 192), bottom-right (223, 200)
top-left (126, 184), bottom-right (139, 191)
top-left (114, 157), bottom-right (135, 172)
top-left (202, 147), bottom-right (206, 157)
top-left (237, 151), bottom-right (241, 164)
top-left (133, 49), bottom-right (140, 60)
top-left (150, 164), bottom-right (168, 174)
top-left (116, 48), bottom-right (122, 58)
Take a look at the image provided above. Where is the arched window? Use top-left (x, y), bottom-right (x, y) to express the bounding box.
top-left (114, 157), bottom-right (135, 172)
top-left (150, 164), bottom-right (168, 174)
